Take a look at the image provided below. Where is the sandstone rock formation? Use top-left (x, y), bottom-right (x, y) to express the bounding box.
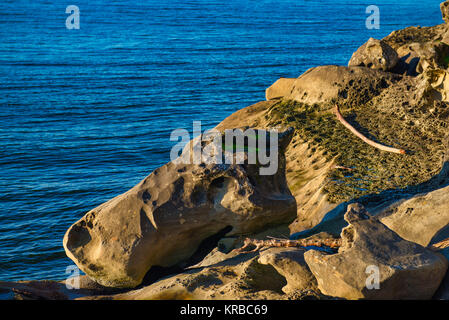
top-left (258, 247), bottom-right (317, 294)
top-left (80, 251), bottom-right (289, 300)
top-left (63, 128), bottom-right (297, 288)
top-left (348, 38), bottom-right (399, 71)
top-left (265, 78), bottom-right (296, 101)
top-left (378, 184), bottom-right (449, 247)
top-left (76, 228), bottom-right (333, 300)
top-left (304, 204), bottom-right (448, 300)
top-left (265, 65), bottom-right (402, 105)
top-left (376, 132), bottom-right (449, 251)
top-left (219, 10), bottom-right (449, 241)
top-left (442, 0), bottom-right (449, 23)
top-left (0, 276), bottom-right (124, 300)
top-left (8, 1), bottom-right (449, 301)
top-left (383, 21), bottom-right (449, 101)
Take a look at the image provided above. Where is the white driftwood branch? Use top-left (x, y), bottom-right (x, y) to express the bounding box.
top-left (233, 236), bottom-right (449, 254)
top-left (234, 237), bottom-right (342, 253)
top-left (334, 105), bottom-right (406, 155)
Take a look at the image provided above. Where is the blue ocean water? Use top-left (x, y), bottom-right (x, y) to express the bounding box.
top-left (0, 0), bottom-right (442, 281)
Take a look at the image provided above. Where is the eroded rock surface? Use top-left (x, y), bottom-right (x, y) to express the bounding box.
top-left (442, 1), bottom-right (449, 23)
top-left (378, 184), bottom-right (449, 247)
top-left (0, 276), bottom-right (125, 300)
top-left (383, 21), bottom-right (449, 101)
top-left (258, 247), bottom-right (317, 294)
top-left (304, 204), bottom-right (448, 300)
top-left (48, 2), bottom-right (449, 301)
top-left (76, 228), bottom-right (332, 300)
top-left (63, 128), bottom-right (297, 288)
top-left (348, 38), bottom-right (399, 71)
top-left (79, 251), bottom-right (288, 300)
top-left (265, 65), bottom-right (402, 106)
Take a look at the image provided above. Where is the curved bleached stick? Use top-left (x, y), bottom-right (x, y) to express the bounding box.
top-left (334, 105), bottom-right (406, 155)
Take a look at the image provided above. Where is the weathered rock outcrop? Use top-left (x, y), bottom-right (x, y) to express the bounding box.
top-left (265, 78), bottom-right (296, 101)
top-left (224, 70), bottom-right (448, 235)
top-left (442, 1), bottom-right (449, 23)
top-left (216, 101), bottom-right (341, 232)
top-left (348, 38), bottom-right (399, 71)
top-left (378, 184), bottom-right (449, 247)
top-left (265, 65), bottom-right (402, 106)
top-left (63, 128), bottom-right (297, 288)
top-left (383, 25), bottom-right (447, 72)
top-left (76, 228), bottom-right (332, 300)
top-left (304, 204), bottom-right (448, 300)
top-left (258, 247), bottom-right (317, 294)
top-left (382, 18), bottom-right (449, 100)
top-left (34, 1), bottom-right (449, 301)
top-left (79, 250), bottom-right (288, 300)
top-left (0, 276), bottom-right (124, 300)
top-left (228, 14), bottom-right (449, 237)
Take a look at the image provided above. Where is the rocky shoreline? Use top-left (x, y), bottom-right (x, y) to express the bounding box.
top-left (3, 3), bottom-right (449, 300)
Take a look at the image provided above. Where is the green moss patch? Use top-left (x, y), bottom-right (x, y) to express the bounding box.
top-left (266, 99), bottom-right (448, 203)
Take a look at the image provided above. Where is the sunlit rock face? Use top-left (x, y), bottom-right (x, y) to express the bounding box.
top-left (348, 38), bottom-right (399, 71)
top-left (304, 204), bottom-right (448, 300)
top-left (63, 128), bottom-right (297, 288)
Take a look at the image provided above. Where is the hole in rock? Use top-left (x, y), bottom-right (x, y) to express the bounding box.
top-left (140, 225), bottom-right (233, 287)
top-left (210, 176), bottom-right (225, 189)
top-left (182, 225), bottom-right (233, 267)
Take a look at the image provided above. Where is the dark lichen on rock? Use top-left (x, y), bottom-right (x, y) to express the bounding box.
top-left (265, 96), bottom-right (448, 203)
